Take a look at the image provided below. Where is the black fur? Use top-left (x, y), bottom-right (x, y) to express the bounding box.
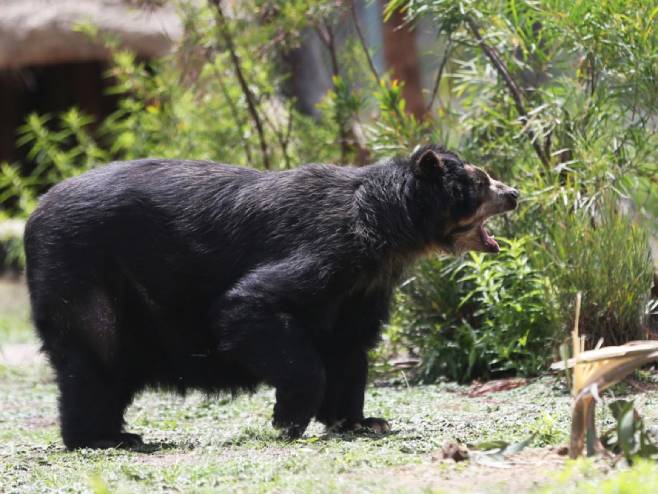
top-left (24, 145), bottom-right (496, 448)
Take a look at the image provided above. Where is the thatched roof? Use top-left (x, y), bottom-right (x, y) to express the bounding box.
top-left (0, 0), bottom-right (183, 68)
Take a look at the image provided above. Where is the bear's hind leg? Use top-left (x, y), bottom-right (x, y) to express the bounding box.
top-left (33, 282), bottom-right (142, 450)
top-left (55, 347), bottom-right (141, 450)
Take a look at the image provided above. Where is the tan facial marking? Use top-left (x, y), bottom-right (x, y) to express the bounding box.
top-left (448, 164), bottom-right (518, 255)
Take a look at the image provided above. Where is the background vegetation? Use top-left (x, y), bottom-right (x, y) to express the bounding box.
top-left (0, 0), bottom-right (656, 382)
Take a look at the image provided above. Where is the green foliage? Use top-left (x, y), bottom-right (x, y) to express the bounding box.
top-left (367, 80), bottom-right (430, 156)
top-left (392, 237), bottom-right (559, 382)
top-left (384, 0), bottom-right (656, 380)
top-left (528, 412), bottom-right (567, 447)
top-left (544, 194), bottom-right (653, 345)
top-left (541, 459), bottom-right (658, 494)
top-left (1, 109), bottom-right (108, 216)
top-left (601, 399), bottom-right (658, 463)
top-left (0, 1), bottom-right (350, 219)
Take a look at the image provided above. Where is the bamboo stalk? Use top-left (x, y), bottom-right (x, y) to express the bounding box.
top-left (555, 292), bottom-right (658, 458)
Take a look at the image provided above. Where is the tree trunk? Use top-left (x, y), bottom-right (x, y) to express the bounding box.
top-left (381, 3), bottom-right (425, 120)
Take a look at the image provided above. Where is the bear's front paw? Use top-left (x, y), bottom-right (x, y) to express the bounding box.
top-left (344, 417), bottom-right (391, 434)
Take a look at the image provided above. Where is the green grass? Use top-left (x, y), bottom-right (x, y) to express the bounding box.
top-left (542, 459), bottom-right (658, 494)
top-left (2, 279), bottom-right (658, 493)
top-left (0, 368), bottom-right (567, 493)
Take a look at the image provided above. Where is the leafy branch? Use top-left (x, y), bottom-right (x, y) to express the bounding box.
top-left (205, 48), bottom-right (254, 164)
top-left (350, 1), bottom-right (380, 85)
top-left (465, 16), bottom-right (550, 168)
top-left (316, 18), bottom-right (350, 163)
top-left (427, 36), bottom-right (453, 113)
top-left (210, 0), bottom-right (271, 169)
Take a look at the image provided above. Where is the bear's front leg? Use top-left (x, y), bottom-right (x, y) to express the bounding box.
top-left (317, 349), bottom-right (390, 434)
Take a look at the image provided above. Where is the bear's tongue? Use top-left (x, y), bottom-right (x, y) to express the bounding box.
top-left (479, 224), bottom-right (500, 253)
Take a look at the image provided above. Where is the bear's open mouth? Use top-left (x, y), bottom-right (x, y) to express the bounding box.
top-left (478, 221), bottom-right (499, 253)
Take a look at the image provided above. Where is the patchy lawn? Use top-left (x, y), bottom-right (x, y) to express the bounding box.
top-left (2, 277), bottom-right (658, 493)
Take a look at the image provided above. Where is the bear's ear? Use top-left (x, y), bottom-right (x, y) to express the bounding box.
top-left (415, 149), bottom-right (445, 177)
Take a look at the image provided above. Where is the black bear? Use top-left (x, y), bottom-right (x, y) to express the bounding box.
top-left (24, 145), bottom-right (518, 449)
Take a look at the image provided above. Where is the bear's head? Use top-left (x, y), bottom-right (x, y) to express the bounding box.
top-left (409, 145), bottom-right (518, 255)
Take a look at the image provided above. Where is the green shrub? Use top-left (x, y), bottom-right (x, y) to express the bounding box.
top-left (544, 194), bottom-right (654, 345)
top-left (382, 0), bottom-right (656, 381)
top-left (391, 237), bottom-right (559, 383)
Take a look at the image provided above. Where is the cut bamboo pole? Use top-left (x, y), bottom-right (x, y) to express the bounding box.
top-left (552, 293), bottom-right (658, 458)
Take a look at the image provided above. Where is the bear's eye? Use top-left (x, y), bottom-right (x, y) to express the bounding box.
top-left (475, 170), bottom-right (490, 191)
